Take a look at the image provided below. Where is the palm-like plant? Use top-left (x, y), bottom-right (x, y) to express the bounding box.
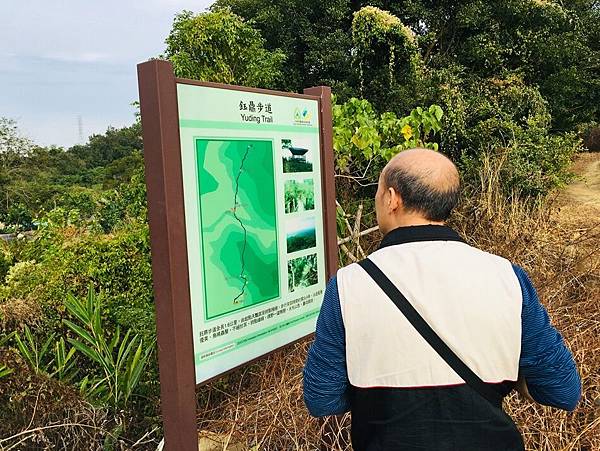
top-left (63, 286), bottom-right (153, 408)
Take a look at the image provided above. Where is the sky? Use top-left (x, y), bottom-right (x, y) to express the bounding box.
top-left (0, 0), bottom-right (214, 148)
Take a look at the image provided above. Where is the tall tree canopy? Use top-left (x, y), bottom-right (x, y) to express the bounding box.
top-left (164, 9), bottom-right (286, 87)
top-left (214, 0), bottom-right (600, 130)
top-left (212, 0), bottom-right (355, 94)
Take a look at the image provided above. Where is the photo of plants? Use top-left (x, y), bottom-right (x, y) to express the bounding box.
top-left (284, 179), bottom-right (315, 214)
top-left (287, 253), bottom-right (318, 292)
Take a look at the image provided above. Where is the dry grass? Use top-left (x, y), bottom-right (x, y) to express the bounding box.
top-left (0, 349), bottom-right (111, 451)
top-left (0, 349), bottom-right (161, 450)
top-left (453, 154), bottom-right (600, 451)
top-left (0, 297), bottom-right (43, 331)
top-left (192, 154), bottom-right (599, 450)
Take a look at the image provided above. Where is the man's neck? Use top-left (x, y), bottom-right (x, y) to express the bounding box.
top-left (388, 215), bottom-right (445, 229)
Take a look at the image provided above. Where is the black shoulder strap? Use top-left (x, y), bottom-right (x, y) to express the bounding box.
top-left (357, 258), bottom-right (503, 407)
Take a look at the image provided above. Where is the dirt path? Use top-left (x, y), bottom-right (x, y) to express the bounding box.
top-left (562, 153), bottom-right (600, 206)
top-left (554, 153), bottom-right (600, 227)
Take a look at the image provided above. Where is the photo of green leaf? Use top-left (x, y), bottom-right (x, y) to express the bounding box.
top-left (287, 253), bottom-right (318, 292)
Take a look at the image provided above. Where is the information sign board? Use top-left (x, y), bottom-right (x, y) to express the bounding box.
top-left (177, 83), bottom-right (329, 383)
top-left (137, 60), bottom-right (336, 451)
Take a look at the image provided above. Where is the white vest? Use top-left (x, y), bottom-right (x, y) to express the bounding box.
top-left (337, 240), bottom-right (522, 388)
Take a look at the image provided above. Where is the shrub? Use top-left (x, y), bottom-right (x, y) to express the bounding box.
top-left (352, 6), bottom-right (424, 113)
top-left (332, 97), bottom-right (443, 184)
top-left (0, 244), bottom-right (10, 284)
top-left (63, 286), bottom-right (153, 409)
top-left (580, 123), bottom-right (600, 152)
top-left (1, 219), bottom-right (154, 345)
top-left (423, 74), bottom-right (582, 196)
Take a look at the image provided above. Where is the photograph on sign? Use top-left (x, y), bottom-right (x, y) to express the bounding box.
top-left (282, 138), bottom-right (314, 173)
top-left (286, 217), bottom-right (317, 253)
top-left (288, 253), bottom-right (319, 293)
top-left (177, 83), bottom-right (327, 384)
top-left (284, 179), bottom-right (315, 214)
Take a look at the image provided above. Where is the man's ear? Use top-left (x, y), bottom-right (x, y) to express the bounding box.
top-left (388, 187), bottom-right (401, 212)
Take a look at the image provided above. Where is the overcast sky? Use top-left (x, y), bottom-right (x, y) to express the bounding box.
top-left (1, 0), bottom-right (214, 148)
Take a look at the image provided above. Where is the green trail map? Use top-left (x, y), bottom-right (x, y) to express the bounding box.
top-left (196, 139), bottom-right (279, 319)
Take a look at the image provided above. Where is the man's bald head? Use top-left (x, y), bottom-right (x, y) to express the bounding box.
top-left (381, 148), bottom-right (460, 222)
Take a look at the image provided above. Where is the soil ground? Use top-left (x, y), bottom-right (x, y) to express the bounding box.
top-left (554, 152), bottom-right (600, 225)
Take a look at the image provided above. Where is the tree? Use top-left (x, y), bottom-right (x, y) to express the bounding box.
top-left (377, 0), bottom-right (600, 130)
top-left (0, 117), bottom-right (33, 157)
top-left (69, 123), bottom-right (142, 170)
top-left (0, 120), bottom-right (144, 228)
top-left (0, 118), bottom-right (37, 224)
top-left (164, 9), bottom-right (285, 87)
top-left (351, 6), bottom-right (424, 113)
top-left (213, 0), bottom-right (355, 94)
top-left (217, 0), bottom-right (599, 130)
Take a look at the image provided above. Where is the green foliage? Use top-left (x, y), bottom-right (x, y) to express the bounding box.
top-left (220, 0), bottom-right (599, 131)
top-left (165, 9), bottom-right (285, 87)
top-left (102, 151), bottom-right (143, 189)
top-left (4, 203), bottom-right (33, 231)
top-left (98, 167), bottom-right (148, 232)
top-left (0, 121), bottom-right (143, 230)
top-left (0, 332), bottom-right (14, 379)
top-left (333, 97), bottom-right (443, 181)
top-left (0, 247), bottom-right (10, 284)
top-left (452, 75), bottom-right (582, 194)
top-left (214, 0), bottom-right (354, 94)
top-left (496, 133), bottom-right (579, 195)
top-left (13, 326), bottom-right (78, 382)
top-left (1, 169), bottom-right (154, 344)
top-left (0, 117), bottom-right (33, 156)
top-left (63, 286), bottom-right (153, 409)
top-left (352, 6), bottom-right (423, 112)
top-left (0, 364), bottom-right (13, 379)
top-left (12, 221), bottom-right (155, 343)
top-left (382, 0), bottom-right (600, 130)
top-left (14, 325), bottom-right (55, 375)
top-left (53, 337), bottom-right (79, 382)
top-left (4, 286), bottom-right (152, 419)
top-left (580, 122), bottom-right (600, 152)
top-left (69, 123), bottom-right (142, 170)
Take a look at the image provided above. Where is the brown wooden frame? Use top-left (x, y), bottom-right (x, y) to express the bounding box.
top-left (137, 60), bottom-right (337, 451)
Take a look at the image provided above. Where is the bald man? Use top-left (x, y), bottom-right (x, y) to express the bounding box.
top-left (303, 149), bottom-right (580, 450)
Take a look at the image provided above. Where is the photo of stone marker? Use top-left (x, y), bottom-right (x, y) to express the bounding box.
top-left (288, 253), bottom-right (318, 292)
top-left (282, 138), bottom-right (313, 173)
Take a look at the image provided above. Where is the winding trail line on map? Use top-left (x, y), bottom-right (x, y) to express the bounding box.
top-left (232, 145), bottom-right (252, 303)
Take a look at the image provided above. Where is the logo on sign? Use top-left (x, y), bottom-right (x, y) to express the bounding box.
top-left (294, 107), bottom-right (312, 125)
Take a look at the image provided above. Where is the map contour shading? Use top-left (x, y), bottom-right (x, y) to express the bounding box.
top-left (196, 139), bottom-right (279, 319)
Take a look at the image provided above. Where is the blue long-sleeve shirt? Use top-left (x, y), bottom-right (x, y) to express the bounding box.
top-left (303, 265), bottom-right (581, 417)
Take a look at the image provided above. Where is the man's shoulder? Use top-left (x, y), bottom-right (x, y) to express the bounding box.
top-left (465, 243), bottom-right (516, 268)
top-left (371, 240), bottom-right (517, 267)
top-left (335, 261), bottom-right (363, 283)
